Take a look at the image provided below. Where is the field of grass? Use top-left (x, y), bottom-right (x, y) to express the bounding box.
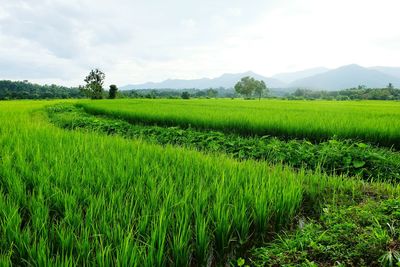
top-left (47, 103), bottom-right (400, 183)
top-left (1, 99), bottom-right (400, 266)
top-left (79, 99), bottom-right (400, 148)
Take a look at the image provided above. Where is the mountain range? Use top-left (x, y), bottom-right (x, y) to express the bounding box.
top-left (121, 64), bottom-right (400, 91)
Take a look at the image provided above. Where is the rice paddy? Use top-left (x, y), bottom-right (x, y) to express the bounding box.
top-left (79, 99), bottom-right (400, 148)
top-left (1, 99), bottom-right (399, 266)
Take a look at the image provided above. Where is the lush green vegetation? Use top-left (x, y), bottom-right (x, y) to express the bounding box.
top-left (78, 99), bottom-right (400, 148)
top-left (120, 88), bottom-right (230, 99)
top-left (0, 80), bottom-right (84, 100)
top-left (1, 99), bottom-right (400, 266)
top-left (80, 69), bottom-right (107, 99)
top-left (234, 76), bottom-right (268, 99)
top-left (0, 100), bottom-right (340, 265)
top-left (251, 198), bottom-right (400, 266)
top-left (289, 87), bottom-right (400, 101)
top-left (3, 78), bottom-right (400, 101)
top-left (47, 103), bottom-right (400, 183)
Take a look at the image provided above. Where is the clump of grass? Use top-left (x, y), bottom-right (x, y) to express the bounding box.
top-left (251, 198), bottom-right (400, 267)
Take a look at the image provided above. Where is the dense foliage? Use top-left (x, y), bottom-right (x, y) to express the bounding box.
top-left (252, 198), bottom-right (400, 266)
top-left (81, 69), bottom-right (106, 99)
top-left (120, 88), bottom-right (233, 99)
top-left (289, 87), bottom-right (400, 100)
top-left (0, 80), bottom-right (84, 100)
top-left (181, 91), bottom-right (190, 99)
top-left (108, 84), bottom-right (118, 99)
top-left (234, 76), bottom-right (268, 99)
top-left (2, 79), bottom-right (400, 101)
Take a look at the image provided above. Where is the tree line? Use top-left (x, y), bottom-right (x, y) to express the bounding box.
top-left (2, 69), bottom-right (399, 101)
top-left (83, 73), bottom-right (271, 100)
top-left (288, 85), bottom-right (400, 100)
top-left (0, 69), bottom-right (119, 100)
top-left (0, 80), bottom-right (84, 100)
top-left (120, 88), bottom-right (224, 99)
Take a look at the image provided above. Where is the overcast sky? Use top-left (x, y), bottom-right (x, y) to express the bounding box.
top-left (0, 0), bottom-right (399, 86)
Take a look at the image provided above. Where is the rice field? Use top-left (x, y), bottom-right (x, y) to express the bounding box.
top-left (79, 99), bottom-right (400, 147)
top-left (0, 99), bottom-right (399, 266)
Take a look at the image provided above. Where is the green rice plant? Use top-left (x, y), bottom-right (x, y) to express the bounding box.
top-left (1, 100), bottom-right (399, 266)
top-left (169, 203), bottom-right (192, 266)
top-left (47, 102), bottom-right (400, 183)
top-left (193, 204), bottom-right (211, 265)
top-left (78, 99), bottom-right (400, 148)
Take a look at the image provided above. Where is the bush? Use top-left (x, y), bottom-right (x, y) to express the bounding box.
top-left (181, 92), bottom-right (190, 99)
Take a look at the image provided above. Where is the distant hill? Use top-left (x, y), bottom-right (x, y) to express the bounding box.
top-left (370, 66), bottom-right (400, 79)
top-left (120, 71), bottom-right (286, 90)
top-left (289, 64), bottom-right (400, 90)
top-left (121, 65), bottom-right (400, 91)
top-left (271, 67), bottom-right (330, 83)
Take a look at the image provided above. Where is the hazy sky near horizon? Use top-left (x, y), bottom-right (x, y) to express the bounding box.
top-left (0, 0), bottom-right (399, 86)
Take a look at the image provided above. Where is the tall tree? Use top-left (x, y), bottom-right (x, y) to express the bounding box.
top-left (234, 76), bottom-right (267, 99)
top-left (234, 76), bottom-right (254, 98)
top-left (206, 88), bottom-right (218, 98)
top-left (254, 80), bottom-right (268, 100)
top-left (82, 69), bottom-right (105, 99)
top-left (109, 84), bottom-right (118, 99)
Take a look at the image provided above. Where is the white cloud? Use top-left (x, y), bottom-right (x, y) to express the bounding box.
top-left (181, 18), bottom-right (197, 29)
top-left (0, 0), bottom-right (399, 86)
top-left (197, 0), bottom-right (400, 76)
top-left (227, 7), bottom-right (242, 17)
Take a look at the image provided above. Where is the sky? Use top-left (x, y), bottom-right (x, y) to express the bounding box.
top-left (0, 0), bottom-right (399, 87)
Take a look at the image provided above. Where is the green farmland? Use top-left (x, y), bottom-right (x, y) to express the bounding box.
top-left (79, 99), bottom-right (400, 147)
top-left (1, 99), bottom-right (400, 266)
